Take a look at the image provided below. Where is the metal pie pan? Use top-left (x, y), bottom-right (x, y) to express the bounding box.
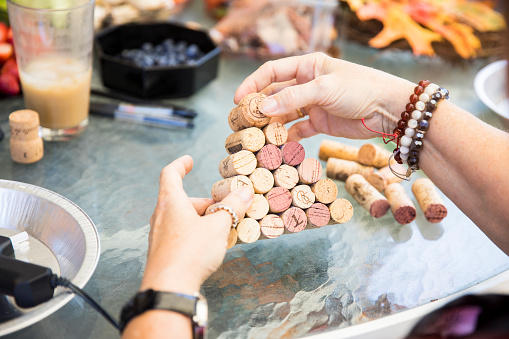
top-left (0, 179), bottom-right (100, 336)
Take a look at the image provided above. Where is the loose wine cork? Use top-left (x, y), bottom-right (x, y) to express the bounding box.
top-left (227, 228), bottom-right (238, 249)
top-left (225, 127), bottom-right (265, 155)
top-left (263, 122), bottom-right (288, 146)
top-left (311, 179), bottom-right (338, 204)
top-left (9, 110), bottom-right (44, 164)
top-left (306, 203), bottom-right (331, 227)
top-left (367, 164), bottom-right (405, 192)
top-left (297, 158), bottom-right (322, 185)
top-left (245, 194), bottom-right (270, 220)
top-left (412, 178), bottom-right (448, 223)
top-left (328, 198), bottom-right (354, 224)
top-left (249, 168), bottom-right (274, 194)
top-left (280, 207), bottom-right (307, 233)
top-left (205, 202), bottom-right (246, 221)
top-left (291, 185), bottom-right (315, 209)
top-left (385, 183), bottom-right (417, 224)
top-left (281, 141), bottom-right (305, 166)
top-left (357, 143), bottom-right (394, 169)
top-left (345, 174), bottom-right (390, 218)
top-left (256, 144), bottom-right (283, 170)
top-left (228, 93), bottom-right (270, 131)
top-left (273, 164), bottom-right (299, 190)
top-left (236, 218), bottom-right (261, 243)
top-left (211, 175), bottom-right (254, 202)
top-left (219, 150), bottom-right (257, 178)
top-left (259, 214), bottom-right (285, 239)
top-left (265, 187), bottom-right (292, 213)
top-left (326, 158), bottom-right (374, 182)
top-left (318, 139), bottom-right (359, 162)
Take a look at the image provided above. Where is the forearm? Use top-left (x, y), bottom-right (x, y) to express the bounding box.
top-left (123, 311), bottom-right (192, 339)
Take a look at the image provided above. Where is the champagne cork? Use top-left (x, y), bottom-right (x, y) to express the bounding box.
top-left (367, 164), bottom-right (405, 192)
top-left (219, 150), bottom-right (257, 178)
top-left (245, 194), bottom-right (270, 220)
top-left (263, 122), bottom-right (288, 146)
top-left (9, 110), bottom-right (44, 164)
top-left (256, 144), bottom-right (283, 170)
top-left (357, 143), bottom-right (394, 169)
top-left (228, 93), bottom-right (270, 131)
top-left (326, 158), bottom-right (374, 182)
top-left (227, 228), bottom-right (238, 249)
top-left (291, 185), bottom-right (315, 209)
top-left (280, 207), bottom-right (307, 233)
top-left (328, 198), bottom-right (354, 224)
top-left (318, 139), bottom-right (359, 162)
top-left (259, 214), bottom-right (285, 239)
top-left (311, 179), bottom-right (338, 204)
top-left (236, 218), bottom-right (261, 243)
top-left (281, 141), bottom-right (305, 166)
top-left (249, 168), bottom-right (274, 194)
top-left (306, 203), bottom-right (330, 227)
top-left (412, 178), bottom-right (448, 223)
top-left (265, 187), bottom-right (292, 213)
top-left (211, 175), bottom-right (254, 202)
top-left (385, 183), bottom-right (417, 224)
top-left (297, 158), bottom-right (322, 185)
top-left (345, 174), bottom-right (390, 218)
top-left (273, 164), bottom-right (299, 190)
top-left (225, 127), bottom-right (265, 155)
top-left (205, 202), bottom-right (246, 221)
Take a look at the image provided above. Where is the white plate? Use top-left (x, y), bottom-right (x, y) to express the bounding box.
top-left (474, 60), bottom-right (509, 119)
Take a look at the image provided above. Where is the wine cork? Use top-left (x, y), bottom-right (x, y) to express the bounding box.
top-left (280, 207), bottom-right (307, 233)
top-left (412, 178), bottom-right (448, 223)
top-left (236, 218), bottom-right (261, 243)
top-left (228, 93), bottom-right (270, 131)
top-left (9, 110), bottom-right (44, 164)
top-left (291, 185), bottom-right (315, 209)
top-left (311, 179), bottom-right (338, 204)
top-left (259, 214), bottom-right (285, 239)
top-left (385, 183), bottom-right (417, 224)
top-left (249, 168), bottom-right (274, 194)
top-left (273, 164), bottom-right (299, 190)
top-left (263, 122), bottom-right (288, 146)
top-left (225, 127), bottom-right (265, 155)
top-left (345, 174), bottom-right (389, 218)
top-left (306, 203), bottom-right (330, 227)
top-left (367, 164), bottom-right (405, 192)
top-left (211, 175), bottom-right (254, 202)
top-left (265, 187), bottom-right (292, 213)
top-left (297, 158), bottom-right (322, 185)
top-left (245, 194), bottom-right (270, 220)
top-left (281, 141), bottom-right (305, 166)
top-left (326, 158), bottom-right (374, 182)
top-left (256, 144), bottom-right (283, 170)
top-left (318, 139), bottom-right (359, 162)
top-left (219, 150), bottom-right (257, 178)
top-left (205, 202), bottom-right (246, 221)
top-left (328, 198), bottom-right (354, 224)
top-left (227, 228), bottom-right (238, 249)
top-left (357, 143), bottom-right (394, 169)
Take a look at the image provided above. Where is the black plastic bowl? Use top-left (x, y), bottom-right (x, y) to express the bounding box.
top-left (95, 22), bottom-right (221, 98)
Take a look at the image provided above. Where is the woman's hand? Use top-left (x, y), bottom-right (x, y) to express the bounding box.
top-left (235, 52), bottom-right (415, 142)
top-left (141, 155), bottom-right (254, 294)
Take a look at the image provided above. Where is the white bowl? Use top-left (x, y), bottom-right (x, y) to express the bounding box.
top-left (474, 60), bottom-right (509, 119)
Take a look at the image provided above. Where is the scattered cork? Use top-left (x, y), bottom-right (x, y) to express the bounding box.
top-left (249, 168), bottom-right (274, 194)
top-left (256, 144), bottom-right (283, 170)
top-left (225, 127), bottom-right (266, 155)
top-left (227, 228), bottom-right (238, 249)
top-left (318, 139), bottom-right (359, 162)
top-left (205, 202), bottom-right (246, 223)
top-left (281, 141), bottom-right (305, 166)
top-left (281, 207), bottom-right (307, 233)
top-left (412, 178), bottom-right (448, 223)
top-left (345, 174), bottom-right (389, 218)
top-left (273, 164), bottom-right (299, 190)
top-left (306, 203), bottom-right (331, 227)
top-left (357, 143), bottom-right (394, 169)
top-left (326, 158), bottom-right (374, 182)
top-left (367, 164), bottom-right (405, 192)
top-left (245, 194), bottom-right (270, 220)
top-left (9, 110), bottom-right (44, 164)
top-left (311, 179), bottom-right (338, 204)
top-left (236, 218), bottom-right (261, 243)
top-left (263, 122), bottom-right (288, 146)
top-left (211, 175), bottom-right (254, 202)
top-left (328, 198), bottom-right (354, 224)
top-left (297, 158), bottom-right (322, 185)
top-left (219, 150), bottom-right (257, 178)
top-left (259, 214), bottom-right (285, 239)
top-left (291, 185), bottom-right (315, 209)
top-left (265, 187), bottom-right (292, 213)
top-left (228, 93), bottom-right (270, 131)
top-left (385, 183), bottom-right (417, 224)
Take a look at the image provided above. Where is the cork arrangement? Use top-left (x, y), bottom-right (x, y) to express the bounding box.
top-left (320, 139), bottom-right (447, 225)
top-left (209, 93), bottom-right (354, 248)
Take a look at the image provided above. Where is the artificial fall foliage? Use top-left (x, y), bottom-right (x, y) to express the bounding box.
top-left (342, 0), bottom-right (506, 58)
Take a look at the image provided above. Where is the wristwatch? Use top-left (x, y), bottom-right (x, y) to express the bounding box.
top-left (119, 289), bottom-right (207, 338)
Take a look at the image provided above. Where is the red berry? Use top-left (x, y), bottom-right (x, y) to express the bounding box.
top-left (0, 42), bottom-right (13, 64)
top-left (1, 58), bottom-right (19, 81)
top-left (0, 72), bottom-right (20, 96)
top-left (0, 23), bottom-right (8, 44)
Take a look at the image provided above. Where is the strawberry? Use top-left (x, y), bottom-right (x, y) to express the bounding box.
top-left (0, 42), bottom-right (13, 64)
top-left (6, 27), bottom-right (13, 45)
top-left (0, 72), bottom-right (20, 96)
top-left (1, 58), bottom-right (18, 81)
top-left (0, 23), bottom-right (8, 43)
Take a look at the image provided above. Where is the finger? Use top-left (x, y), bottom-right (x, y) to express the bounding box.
top-left (205, 186), bottom-right (254, 229)
top-left (286, 119), bottom-right (319, 142)
top-left (260, 79), bottom-right (297, 96)
top-left (190, 197), bottom-right (216, 216)
top-left (158, 155), bottom-right (193, 198)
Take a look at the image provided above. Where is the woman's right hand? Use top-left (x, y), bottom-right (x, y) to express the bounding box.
top-left (234, 52), bottom-right (416, 142)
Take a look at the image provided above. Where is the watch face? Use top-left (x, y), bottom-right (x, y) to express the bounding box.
top-left (194, 297), bottom-right (208, 327)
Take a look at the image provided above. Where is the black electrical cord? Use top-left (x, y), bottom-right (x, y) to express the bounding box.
top-left (50, 275), bottom-right (120, 331)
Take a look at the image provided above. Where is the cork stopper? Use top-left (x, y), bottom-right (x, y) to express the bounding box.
top-left (291, 185), bottom-right (315, 209)
top-left (318, 140), bottom-right (359, 162)
top-left (249, 168), bottom-right (274, 194)
top-left (219, 150), bottom-right (257, 178)
top-left (297, 158), bottom-right (322, 185)
top-left (328, 198), bottom-right (354, 224)
top-left (345, 174), bottom-right (389, 218)
top-left (311, 179), bottom-right (338, 204)
top-left (225, 127), bottom-right (265, 155)
top-left (273, 164), bottom-right (299, 190)
top-left (306, 203), bottom-right (331, 227)
top-left (211, 175), bottom-right (254, 202)
top-left (385, 183), bottom-right (416, 224)
top-left (281, 207), bottom-right (307, 233)
top-left (281, 141), bottom-right (305, 166)
top-left (326, 158), bottom-right (374, 182)
top-left (9, 109), bottom-right (44, 164)
top-left (259, 214), bottom-right (285, 239)
top-left (265, 187), bottom-right (292, 213)
top-left (263, 122), bottom-right (288, 146)
top-left (245, 194), bottom-right (270, 220)
top-left (412, 178), bottom-right (448, 223)
top-left (357, 143), bottom-right (394, 169)
top-left (236, 218), bottom-right (261, 243)
top-left (256, 144), bottom-right (283, 170)
top-left (227, 228), bottom-right (238, 249)
top-left (367, 164), bottom-right (405, 192)
top-left (228, 93), bottom-right (270, 131)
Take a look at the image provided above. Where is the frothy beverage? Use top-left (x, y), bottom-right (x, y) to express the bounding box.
top-left (20, 57), bottom-right (92, 130)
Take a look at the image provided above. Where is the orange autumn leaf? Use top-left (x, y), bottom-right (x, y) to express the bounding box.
top-left (443, 1), bottom-right (506, 32)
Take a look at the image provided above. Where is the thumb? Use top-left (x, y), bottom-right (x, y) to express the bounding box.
top-left (205, 186), bottom-right (254, 227)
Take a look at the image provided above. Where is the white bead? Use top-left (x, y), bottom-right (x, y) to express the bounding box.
top-left (400, 146), bottom-right (410, 154)
top-left (419, 93), bottom-right (429, 102)
top-left (408, 119), bottom-right (418, 129)
top-left (412, 110), bottom-right (422, 120)
top-left (400, 135), bottom-right (412, 147)
top-left (415, 101), bottom-right (426, 111)
top-left (424, 83), bottom-right (439, 95)
top-left (405, 128), bottom-right (415, 137)
top-left (400, 153), bottom-right (409, 161)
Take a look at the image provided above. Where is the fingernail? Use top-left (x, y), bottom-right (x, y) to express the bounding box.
top-left (237, 186), bottom-right (254, 203)
top-left (260, 98), bottom-right (278, 114)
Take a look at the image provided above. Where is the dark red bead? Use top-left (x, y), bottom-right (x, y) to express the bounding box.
top-left (398, 120), bottom-right (406, 129)
top-left (414, 86), bottom-right (424, 95)
top-left (419, 80), bottom-right (430, 87)
top-left (406, 103), bottom-right (415, 112)
top-left (401, 112), bottom-right (410, 121)
top-left (410, 94), bottom-right (419, 104)
top-left (393, 127), bottom-right (403, 137)
top-left (394, 150), bottom-right (403, 164)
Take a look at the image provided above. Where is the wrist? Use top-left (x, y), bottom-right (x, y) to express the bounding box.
top-left (377, 78), bottom-right (416, 133)
top-left (141, 264), bottom-right (202, 294)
